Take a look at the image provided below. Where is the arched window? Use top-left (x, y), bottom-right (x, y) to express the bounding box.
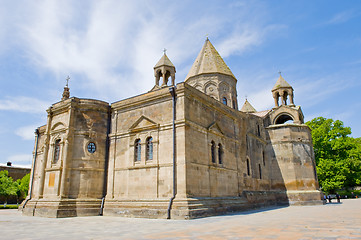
top-left (222, 97), bottom-right (227, 105)
top-left (246, 158), bottom-right (250, 176)
top-left (218, 143), bottom-right (223, 164)
top-left (53, 139), bottom-right (61, 164)
top-left (146, 137), bottom-right (153, 160)
top-left (134, 139), bottom-right (141, 162)
top-left (259, 164), bottom-right (262, 179)
top-left (211, 141), bottom-right (216, 163)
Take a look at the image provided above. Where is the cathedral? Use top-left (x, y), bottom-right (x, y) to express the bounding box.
top-left (22, 38), bottom-right (322, 219)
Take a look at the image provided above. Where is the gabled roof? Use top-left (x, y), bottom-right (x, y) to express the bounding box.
top-left (272, 74), bottom-right (292, 91)
top-left (251, 110), bottom-right (271, 118)
top-left (240, 99), bottom-right (257, 113)
top-left (185, 38), bottom-right (235, 81)
top-left (154, 53), bottom-right (175, 68)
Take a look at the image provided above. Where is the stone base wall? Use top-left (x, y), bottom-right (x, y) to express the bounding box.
top-left (22, 199), bottom-right (102, 218)
top-left (103, 191), bottom-right (298, 219)
top-left (104, 199), bottom-right (170, 218)
top-left (286, 190), bottom-right (323, 205)
top-left (22, 191), bottom-right (322, 219)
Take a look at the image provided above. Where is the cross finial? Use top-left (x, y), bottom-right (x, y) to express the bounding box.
top-left (163, 48), bottom-right (167, 54)
top-left (206, 34), bottom-right (209, 40)
top-left (66, 75), bottom-right (70, 87)
top-left (278, 70), bottom-right (282, 76)
top-left (245, 95), bottom-right (248, 100)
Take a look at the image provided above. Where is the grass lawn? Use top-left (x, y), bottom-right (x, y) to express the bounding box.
top-left (0, 204), bottom-right (19, 209)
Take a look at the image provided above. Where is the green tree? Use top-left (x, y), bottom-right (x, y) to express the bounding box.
top-left (0, 170), bottom-right (18, 206)
top-left (16, 173), bottom-right (30, 202)
top-left (306, 117), bottom-right (361, 193)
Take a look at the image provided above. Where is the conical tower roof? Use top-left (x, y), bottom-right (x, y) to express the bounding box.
top-left (240, 99), bottom-right (256, 113)
top-left (272, 74), bottom-right (292, 91)
top-left (154, 53), bottom-right (175, 68)
top-left (185, 38), bottom-right (235, 81)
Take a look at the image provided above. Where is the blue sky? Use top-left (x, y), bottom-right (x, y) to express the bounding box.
top-left (1, 0), bottom-right (360, 167)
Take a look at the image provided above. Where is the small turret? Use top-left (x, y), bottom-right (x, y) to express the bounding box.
top-left (153, 49), bottom-right (176, 88)
top-left (271, 73), bottom-right (294, 107)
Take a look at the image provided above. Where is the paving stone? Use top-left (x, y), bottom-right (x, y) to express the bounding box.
top-left (1, 199), bottom-right (360, 239)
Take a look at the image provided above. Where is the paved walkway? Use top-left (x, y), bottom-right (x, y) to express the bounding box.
top-left (0, 199), bottom-right (360, 239)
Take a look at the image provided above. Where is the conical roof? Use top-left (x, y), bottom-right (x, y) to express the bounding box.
top-left (154, 53), bottom-right (175, 68)
top-left (185, 38), bottom-right (235, 81)
top-left (240, 99), bottom-right (256, 113)
top-left (272, 74), bottom-right (292, 91)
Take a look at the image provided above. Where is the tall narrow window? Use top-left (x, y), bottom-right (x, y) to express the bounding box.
top-left (257, 124), bottom-right (260, 136)
top-left (232, 100), bottom-right (236, 109)
top-left (53, 139), bottom-right (61, 164)
top-left (134, 139), bottom-right (141, 162)
top-left (218, 143), bottom-right (223, 164)
top-left (246, 158), bottom-right (250, 176)
top-left (259, 164), bottom-right (262, 179)
top-left (146, 137), bottom-right (153, 160)
top-left (222, 97), bottom-right (227, 105)
top-left (262, 151), bottom-right (265, 166)
top-left (211, 141), bottom-right (216, 163)
top-left (246, 135), bottom-right (249, 151)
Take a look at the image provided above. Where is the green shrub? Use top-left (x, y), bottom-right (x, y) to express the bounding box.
top-left (336, 189), bottom-right (361, 198)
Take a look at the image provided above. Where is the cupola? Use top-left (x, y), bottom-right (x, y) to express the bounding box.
top-left (271, 73), bottom-right (294, 107)
top-left (153, 50), bottom-right (176, 88)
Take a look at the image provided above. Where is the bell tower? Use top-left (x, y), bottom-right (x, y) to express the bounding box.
top-left (271, 72), bottom-right (294, 107)
top-left (153, 50), bottom-right (176, 88)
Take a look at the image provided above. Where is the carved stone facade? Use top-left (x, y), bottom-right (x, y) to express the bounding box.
top-left (22, 39), bottom-right (322, 219)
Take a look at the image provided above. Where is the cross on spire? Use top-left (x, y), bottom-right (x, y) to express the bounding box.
top-left (66, 75), bottom-right (70, 87)
top-left (206, 34), bottom-right (209, 40)
top-left (278, 71), bottom-right (282, 76)
top-left (163, 48), bottom-right (167, 55)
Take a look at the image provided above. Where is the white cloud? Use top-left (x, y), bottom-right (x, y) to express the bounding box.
top-left (325, 10), bottom-right (356, 25)
top-left (218, 24), bottom-right (286, 58)
top-left (245, 88), bottom-right (274, 111)
top-left (15, 125), bottom-right (39, 140)
top-left (294, 76), bottom-right (349, 108)
top-left (0, 96), bottom-right (49, 113)
top-left (3, 1), bottom-right (279, 102)
top-left (6, 154), bottom-right (32, 168)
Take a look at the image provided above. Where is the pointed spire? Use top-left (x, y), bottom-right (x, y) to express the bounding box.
top-left (241, 99), bottom-right (256, 113)
top-left (154, 52), bottom-right (175, 68)
top-left (62, 76), bottom-right (70, 101)
top-left (272, 72), bottom-right (292, 91)
top-left (185, 38), bottom-right (235, 81)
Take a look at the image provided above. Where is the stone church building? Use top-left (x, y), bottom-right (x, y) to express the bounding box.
top-left (22, 39), bottom-right (322, 219)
